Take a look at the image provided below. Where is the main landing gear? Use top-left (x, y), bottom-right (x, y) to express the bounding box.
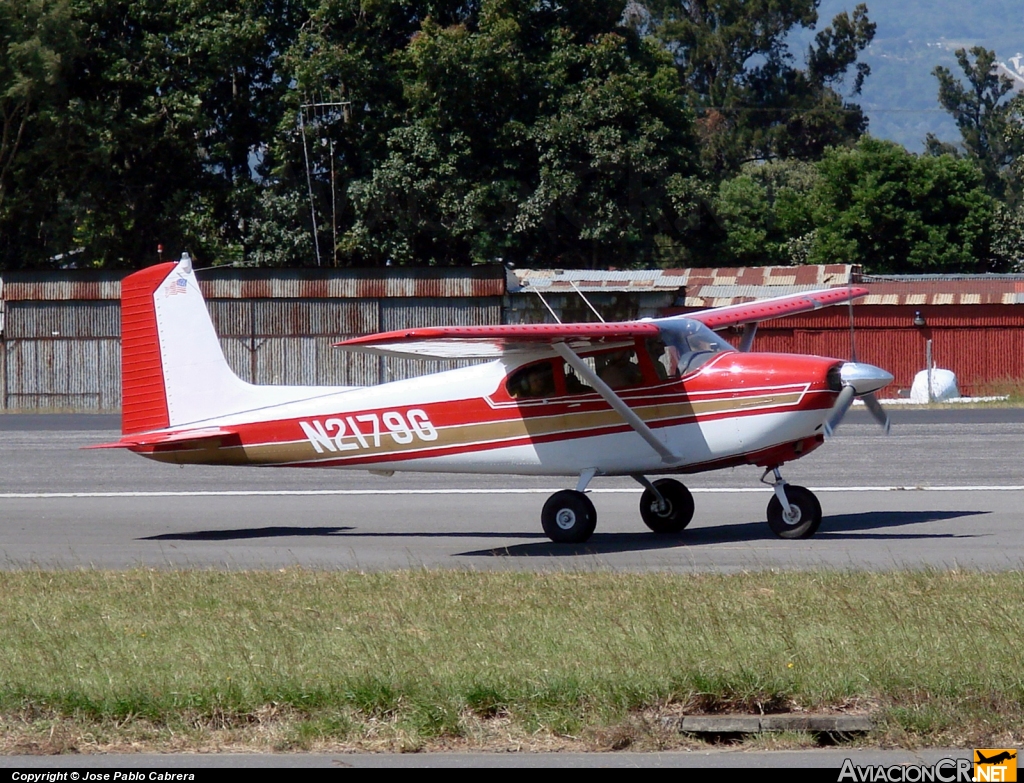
top-left (635, 475), bottom-right (695, 534)
top-left (541, 490), bottom-right (597, 543)
top-left (537, 466), bottom-right (823, 544)
top-left (539, 471), bottom-right (696, 544)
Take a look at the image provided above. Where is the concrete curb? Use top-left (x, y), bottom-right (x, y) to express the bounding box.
top-left (671, 715), bottom-right (874, 734)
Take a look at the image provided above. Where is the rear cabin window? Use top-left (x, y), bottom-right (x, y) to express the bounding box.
top-left (506, 345), bottom-right (656, 401)
top-left (593, 349), bottom-right (643, 389)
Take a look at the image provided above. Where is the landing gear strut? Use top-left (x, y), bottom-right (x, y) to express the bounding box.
top-left (763, 467), bottom-right (822, 539)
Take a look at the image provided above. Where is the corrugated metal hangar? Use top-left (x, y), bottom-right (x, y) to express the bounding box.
top-left (0, 263), bottom-right (1021, 411)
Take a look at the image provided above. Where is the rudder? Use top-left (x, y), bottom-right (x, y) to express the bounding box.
top-left (121, 262), bottom-right (176, 435)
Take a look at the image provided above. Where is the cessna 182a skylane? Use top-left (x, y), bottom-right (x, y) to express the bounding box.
top-left (102, 254), bottom-right (893, 543)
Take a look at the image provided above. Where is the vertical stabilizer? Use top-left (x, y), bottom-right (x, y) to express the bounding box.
top-left (121, 254), bottom-right (356, 436)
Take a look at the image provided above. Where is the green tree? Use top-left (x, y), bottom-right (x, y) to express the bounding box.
top-left (1, 0), bottom-right (316, 269)
top-left (253, 0), bottom-right (479, 266)
top-left (807, 137), bottom-right (997, 274)
top-left (643, 0), bottom-right (875, 175)
top-left (340, 1), bottom-right (698, 267)
top-left (0, 0), bottom-right (79, 264)
top-left (927, 46), bottom-right (1022, 201)
top-left (707, 159), bottom-right (818, 266)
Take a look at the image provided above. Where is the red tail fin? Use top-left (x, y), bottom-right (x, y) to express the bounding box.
top-left (120, 262), bottom-right (175, 435)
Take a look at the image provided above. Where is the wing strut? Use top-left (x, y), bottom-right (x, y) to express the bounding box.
top-left (552, 342), bottom-right (679, 464)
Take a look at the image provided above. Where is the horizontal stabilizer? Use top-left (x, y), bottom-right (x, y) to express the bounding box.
top-left (87, 427), bottom-right (239, 450)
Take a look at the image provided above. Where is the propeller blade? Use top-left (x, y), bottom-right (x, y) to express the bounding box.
top-left (824, 385), bottom-right (856, 438)
top-left (862, 392), bottom-right (891, 435)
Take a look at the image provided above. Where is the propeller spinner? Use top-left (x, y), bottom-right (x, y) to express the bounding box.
top-left (824, 362), bottom-right (893, 437)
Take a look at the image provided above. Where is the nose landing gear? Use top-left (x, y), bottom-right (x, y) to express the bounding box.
top-left (763, 467), bottom-right (822, 539)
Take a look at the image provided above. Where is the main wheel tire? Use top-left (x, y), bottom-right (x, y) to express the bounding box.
top-left (640, 479), bottom-right (695, 534)
top-left (766, 485), bottom-right (822, 539)
top-left (541, 490), bottom-right (597, 543)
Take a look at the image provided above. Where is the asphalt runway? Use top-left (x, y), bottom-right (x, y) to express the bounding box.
top-left (1, 409), bottom-right (1023, 571)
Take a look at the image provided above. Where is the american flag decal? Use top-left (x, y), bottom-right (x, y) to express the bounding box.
top-left (165, 277), bottom-right (188, 297)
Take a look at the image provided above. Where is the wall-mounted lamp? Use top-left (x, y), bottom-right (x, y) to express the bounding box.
top-left (913, 310), bottom-right (926, 328)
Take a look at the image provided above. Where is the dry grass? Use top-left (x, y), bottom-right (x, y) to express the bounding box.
top-left (0, 569), bottom-right (1021, 753)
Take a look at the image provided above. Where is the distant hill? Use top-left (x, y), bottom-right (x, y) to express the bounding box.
top-left (794, 1), bottom-right (1023, 151)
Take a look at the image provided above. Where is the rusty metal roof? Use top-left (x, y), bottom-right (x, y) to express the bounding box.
top-left (858, 274), bottom-right (1024, 306)
top-left (680, 265), bottom-right (856, 307)
top-left (7, 264), bottom-right (1024, 306)
top-left (510, 268), bottom-right (688, 293)
top-left (682, 267), bottom-right (1024, 308)
top-left (198, 265), bottom-right (506, 299)
top-left (2, 265), bottom-right (507, 300)
top-left (1, 272), bottom-right (123, 301)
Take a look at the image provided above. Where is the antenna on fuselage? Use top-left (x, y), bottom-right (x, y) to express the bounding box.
top-left (298, 94), bottom-right (351, 268)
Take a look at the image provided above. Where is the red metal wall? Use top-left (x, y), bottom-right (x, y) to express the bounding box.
top-left (714, 305), bottom-right (1024, 397)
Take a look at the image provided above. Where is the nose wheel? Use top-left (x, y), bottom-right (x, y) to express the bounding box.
top-left (764, 469), bottom-right (822, 539)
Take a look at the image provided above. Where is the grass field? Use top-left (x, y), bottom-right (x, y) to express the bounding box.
top-left (0, 569), bottom-right (1021, 754)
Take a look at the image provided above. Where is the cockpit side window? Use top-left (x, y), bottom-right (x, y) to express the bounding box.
top-left (563, 358), bottom-right (595, 394)
top-left (645, 338), bottom-right (673, 380)
top-left (506, 361), bottom-right (556, 399)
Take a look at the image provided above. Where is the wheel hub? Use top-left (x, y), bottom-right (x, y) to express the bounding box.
top-left (555, 509), bottom-right (577, 530)
top-left (782, 505), bottom-right (801, 525)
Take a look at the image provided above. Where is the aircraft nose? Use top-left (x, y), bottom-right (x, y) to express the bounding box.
top-left (839, 362), bottom-right (894, 395)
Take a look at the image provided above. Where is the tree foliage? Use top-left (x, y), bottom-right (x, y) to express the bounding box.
top-left (806, 137), bottom-right (997, 273)
top-left (644, 0), bottom-right (875, 175)
top-left (0, 0), bottom-right (78, 261)
top-left (1, 0), bottom-right (1018, 274)
top-left (928, 46), bottom-right (1023, 200)
top-left (705, 159), bottom-right (818, 266)
top-left (340, 4), bottom-right (697, 266)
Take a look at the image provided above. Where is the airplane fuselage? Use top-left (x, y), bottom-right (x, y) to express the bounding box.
top-left (130, 350), bottom-right (840, 478)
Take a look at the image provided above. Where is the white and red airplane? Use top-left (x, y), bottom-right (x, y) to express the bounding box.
top-left (99, 253), bottom-right (893, 543)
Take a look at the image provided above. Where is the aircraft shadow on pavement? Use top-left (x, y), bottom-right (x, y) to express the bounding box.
top-left (140, 526), bottom-right (356, 541)
top-left (813, 510), bottom-right (989, 539)
top-left (137, 510), bottom-right (985, 549)
top-left (140, 527), bottom-right (549, 542)
top-left (460, 509), bottom-right (987, 557)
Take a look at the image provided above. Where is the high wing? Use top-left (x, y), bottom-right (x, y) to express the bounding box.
top-left (333, 287), bottom-right (868, 359)
top-left (334, 322), bottom-right (661, 359)
top-left (685, 286), bottom-right (868, 329)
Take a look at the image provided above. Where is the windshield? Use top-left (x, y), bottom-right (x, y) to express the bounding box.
top-left (650, 318), bottom-right (735, 378)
